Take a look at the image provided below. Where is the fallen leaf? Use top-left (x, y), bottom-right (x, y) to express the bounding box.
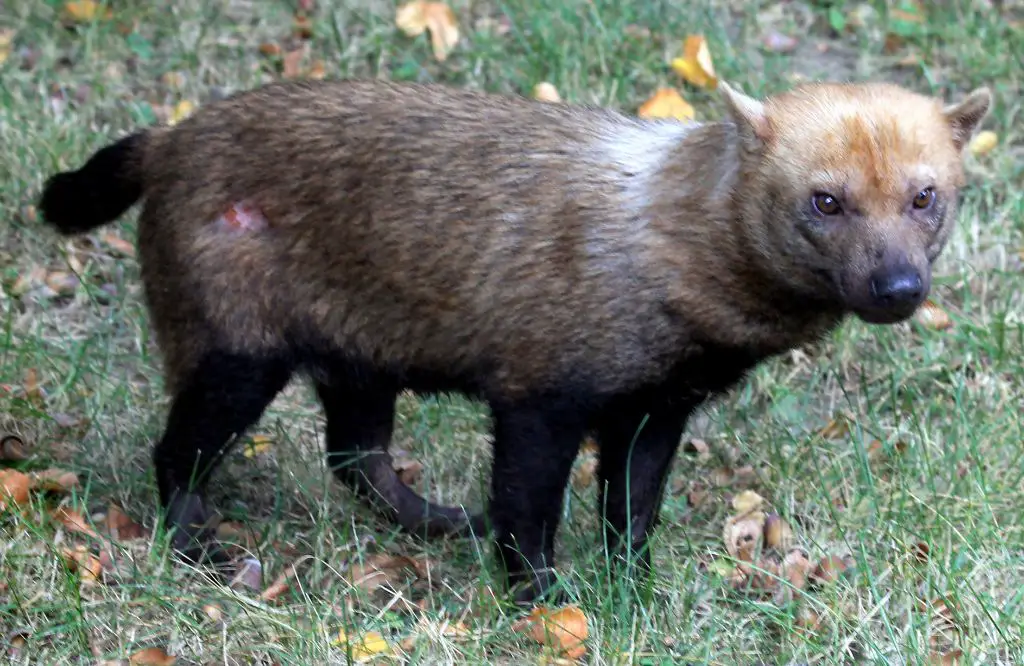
top-left (0, 470), bottom-right (31, 512)
top-left (347, 553), bottom-right (432, 612)
top-left (637, 87), bottom-right (696, 122)
top-left (969, 130), bottom-right (997, 157)
top-left (723, 511), bottom-right (765, 566)
top-left (817, 414), bottom-right (850, 440)
top-left (45, 271), bottom-right (79, 296)
top-left (775, 548), bottom-right (812, 603)
top-left (795, 606), bottom-right (823, 636)
top-left (23, 369), bottom-right (41, 399)
top-left (259, 42), bottom-right (282, 57)
top-left (731, 489), bottom-right (764, 515)
top-left (282, 48), bottom-right (305, 79)
top-left (0, 29), bottom-right (13, 66)
top-left (671, 35), bottom-right (718, 89)
top-left (293, 14), bottom-right (314, 39)
top-left (571, 455), bottom-right (597, 491)
top-left (682, 438), bottom-right (710, 459)
top-left (50, 506), bottom-right (99, 537)
top-left (128, 647), bottom-right (176, 665)
top-left (28, 468), bottom-right (80, 494)
top-left (335, 628), bottom-right (392, 661)
top-left (929, 648), bottom-right (964, 666)
top-left (242, 434), bottom-right (272, 458)
top-left (63, 0), bottom-right (113, 23)
top-left (912, 541), bottom-right (930, 564)
top-left (101, 232), bottom-right (136, 258)
top-left (763, 513), bottom-right (794, 550)
top-left (0, 433), bottom-right (29, 461)
top-left (533, 82), bottom-right (562, 103)
top-left (168, 100), bottom-right (195, 126)
top-left (202, 602), bottom-right (224, 622)
top-left (105, 503), bottom-right (147, 540)
top-left (914, 299), bottom-right (953, 331)
top-left (60, 544), bottom-right (102, 583)
top-left (260, 560), bottom-right (304, 602)
top-left (395, 1), bottom-right (460, 62)
top-left (392, 457), bottom-right (424, 486)
top-left (810, 554), bottom-right (852, 585)
top-left (307, 59), bottom-right (327, 80)
top-left (686, 482), bottom-right (709, 509)
top-left (517, 605), bottom-right (588, 660)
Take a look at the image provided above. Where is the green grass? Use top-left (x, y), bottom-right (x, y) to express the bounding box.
top-left (2, 0), bottom-right (1023, 663)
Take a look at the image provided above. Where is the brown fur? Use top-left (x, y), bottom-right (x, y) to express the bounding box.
top-left (37, 77), bottom-right (991, 604)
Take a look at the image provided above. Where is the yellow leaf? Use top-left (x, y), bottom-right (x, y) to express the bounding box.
top-left (969, 130), bottom-right (998, 157)
top-left (533, 82), bottom-right (562, 103)
top-left (308, 59), bottom-right (327, 80)
top-left (671, 35), bottom-right (718, 90)
top-left (913, 299), bottom-right (953, 331)
top-left (335, 629), bottom-right (391, 661)
top-left (637, 87), bottom-right (695, 122)
top-left (0, 28), bottom-right (14, 66)
top-left (731, 489), bottom-right (764, 515)
top-left (516, 605), bottom-right (589, 660)
top-left (168, 100), bottom-right (195, 126)
top-left (63, 0), bottom-right (112, 22)
top-left (396, 2), bottom-right (460, 62)
top-left (243, 434), bottom-right (272, 458)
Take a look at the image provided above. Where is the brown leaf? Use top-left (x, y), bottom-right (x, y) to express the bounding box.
top-left (50, 506), bottom-right (99, 537)
top-left (0, 433), bottom-right (29, 461)
top-left (45, 270), bottom-right (79, 296)
top-left (392, 457), bottom-right (424, 486)
top-left (810, 554), bottom-right (852, 586)
top-left (670, 35), bottom-right (718, 89)
top-left (293, 15), bottom-right (314, 39)
top-left (776, 548), bottom-right (812, 602)
top-left (723, 511), bottom-right (765, 566)
top-left (260, 559), bottom-right (305, 602)
top-left (532, 82), bottom-right (562, 103)
top-left (516, 604), bottom-right (588, 660)
top-left (686, 482), bottom-right (709, 509)
top-left (281, 48), bottom-right (305, 79)
top-left (637, 87), bottom-right (695, 122)
top-left (795, 606), bottom-right (823, 636)
top-left (914, 299), bottom-right (953, 331)
top-left (60, 544), bottom-right (102, 583)
top-left (912, 541), bottom-right (930, 563)
top-left (763, 513), bottom-right (794, 550)
top-left (128, 647), bottom-right (176, 665)
top-left (307, 59), bottom-right (327, 80)
top-left (28, 468), bottom-right (80, 494)
top-left (105, 503), bottom-right (147, 541)
top-left (682, 438), bottom-right (710, 459)
top-left (0, 470), bottom-right (31, 512)
top-left (395, 1), bottom-right (460, 62)
top-left (259, 42), bottom-right (282, 57)
top-left (101, 232), bottom-right (136, 258)
top-left (347, 553), bottom-right (430, 613)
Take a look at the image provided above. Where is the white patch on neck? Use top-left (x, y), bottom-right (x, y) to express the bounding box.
top-left (582, 118), bottom-right (696, 275)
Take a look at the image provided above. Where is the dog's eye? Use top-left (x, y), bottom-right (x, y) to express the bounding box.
top-left (812, 193), bottom-right (842, 216)
top-left (912, 187), bottom-right (936, 210)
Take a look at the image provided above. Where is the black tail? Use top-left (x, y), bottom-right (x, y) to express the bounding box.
top-left (38, 132), bottom-right (148, 235)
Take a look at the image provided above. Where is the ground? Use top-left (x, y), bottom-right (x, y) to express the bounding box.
top-left (1, 0), bottom-right (1023, 664)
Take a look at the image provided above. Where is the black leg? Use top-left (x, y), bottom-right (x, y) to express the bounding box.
top-left (594, 397), bottom-right (692, 576)
top-left (316, 381), bottom-right (484, 539)
top-left (153, 351), bottom-right (292, 567)
top-left (488, 402), bottom-right (586, 607)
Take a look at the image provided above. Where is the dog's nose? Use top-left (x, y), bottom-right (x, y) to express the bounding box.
top-left (870, 266), bottom-right (924, 311)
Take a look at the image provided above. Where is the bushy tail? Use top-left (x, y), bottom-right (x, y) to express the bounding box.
top-left (38, 131), bottom-right (149, 235)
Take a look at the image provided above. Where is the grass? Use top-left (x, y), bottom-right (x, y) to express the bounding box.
top-left (1, 0), bottom-right (1023, 663)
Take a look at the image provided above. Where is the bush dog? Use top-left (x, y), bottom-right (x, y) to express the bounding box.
top-left (38, 77), bottom-right (991, 605)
